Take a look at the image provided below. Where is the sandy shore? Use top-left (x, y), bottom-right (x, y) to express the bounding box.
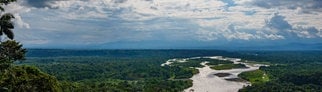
top-left (184, 56), bottom-right (264, 92)
top-left (160, 56), bottom-right (265, 92)
top-left (185, 62), bottom-right (258, 92)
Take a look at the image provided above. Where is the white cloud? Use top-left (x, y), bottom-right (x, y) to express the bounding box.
top-left (225, 31), bottom-right (259, 40)
top-left (3, 1), bottom-right (31, 29)
top-left (236, 0), bottom-right (322, 12)
top-left (263, 13), bottom-right (322, 39)
top-left (13, 14), bottom-right (30, 29)
top-left (292, 26), bottom-right (320, 38)
top-left (5, 0), bottom-right (322, 47)
top-left (49, 1), bottom-right (110, 20)
top-left (196, 29), bottom-right (219, 41)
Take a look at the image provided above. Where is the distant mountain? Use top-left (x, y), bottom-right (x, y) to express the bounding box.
top-left (222, 43), bottom-right (322, 50)
top-left (25, 40), bottom-right (322, 51)
top-left (26, 49), bottom-right (238, 58)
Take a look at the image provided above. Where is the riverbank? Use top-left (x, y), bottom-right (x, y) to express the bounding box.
top-left (160, 56), bottom-right (267, 92)
top-left (183, 56), bottom-right (267, 92)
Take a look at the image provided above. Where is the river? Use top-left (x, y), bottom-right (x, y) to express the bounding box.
top-left (161, 56), bottom-right (265, 92)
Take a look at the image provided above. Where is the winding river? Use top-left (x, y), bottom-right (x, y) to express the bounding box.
top-left (162, 56), bottom-right (266, 92)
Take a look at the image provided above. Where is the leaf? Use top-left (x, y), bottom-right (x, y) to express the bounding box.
top-left (0, 13), bottom-right (15, 21)
top-left (3, 29), bottom-right (14, 39)
top-left (0, 21), bottom-right (14, 29)
top-left (0, 13), bottom-right (15, 39)
top-left (5, 21), bottom-right (14, 29)
top-left (0, 0), bottom-right (17, 5)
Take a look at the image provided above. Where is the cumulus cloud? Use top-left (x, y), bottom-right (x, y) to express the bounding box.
top-left (195, 11), bottom-right (322, 41)
top-left (3, 1), bottom-right (31, 28)
top-left (264, 13), bottom-right (321, 39)
top-left (293, 26), bottom-right (321, 38)
top-left (32, 0), bottom-right (228, 20)
top-left (225, 31), bottom-right (260, 40)
top-left (196, 29), bottom-right (219, 41)
top-left (5, 0), bottom-right (322, 48)
top-left (237, 0), bottom-right (322, 13)
top-left (265, 13), bottom-right (292, 30)
top-left (13, 14), bottom-right (30, 29)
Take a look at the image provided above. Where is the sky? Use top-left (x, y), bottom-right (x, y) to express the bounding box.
top-left (2, 0), bottom-right (322, 49)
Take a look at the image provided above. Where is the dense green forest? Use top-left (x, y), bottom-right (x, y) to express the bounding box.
top-left (23, 50), bottom-right (241, 91)
top-left (211, 63), bottom-right (247, 70)
top-left (22, 50), bottom-right (322, 92)
top-left (238, 70), bottom-right (269, 84)
top-left (2, 46), bottom-right (321, 92)
top-left (170, 58), bottom-right (233, 68)
top-left (23, 56), bottom-right (192, 91)
top-left (238, 51), bottom-right (322, 92)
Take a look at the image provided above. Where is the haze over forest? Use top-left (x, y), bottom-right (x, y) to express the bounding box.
top-left (4, 0), bottom-right (322, 49)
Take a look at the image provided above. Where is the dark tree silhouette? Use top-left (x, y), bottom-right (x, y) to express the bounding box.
top-left (0, 0), bottom-right (19, 71)
top-left (0, 0), bottom-right (16, 40)
top-left (0, 13), bottom-right (15, 40)
top-left (0, 40), bottom-right (26, 70)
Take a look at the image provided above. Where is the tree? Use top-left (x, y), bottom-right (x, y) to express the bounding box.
top-left (0, 1), bottom-right (61, 92)
top-left (0, 13), bottom-right (14, 40)
top-left (0, 0), bottom-right (21, 72)
top-left (0, 65), bottom-right (61, 92)
top-left (0, 40), bottom-right (26, 71)
top-left (0, 41), bottom-right (61, 92)
top-left (0, 0), bottom-right (16, 40)
top-left (0, 0), bottom-right (23, 71)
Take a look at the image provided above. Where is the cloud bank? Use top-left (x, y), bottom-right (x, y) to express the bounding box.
top-left (2, 0), bottom-right (322, 48)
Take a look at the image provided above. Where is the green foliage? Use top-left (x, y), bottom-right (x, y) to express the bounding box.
top-left (22, 50), bottom-right (240, 92)
top-left (26, 49), bottom-right (238, 58)
top-left (260, 64), bottom-right (322, 86)
top-left (60, 80), bottom-right (138, 92)
top-left (237, 51), bottom-right (322, 64)
top-left (58, 79), bottom-right (192, 92)
top-left (24, 56), bottom-right (195, 91)
top-left (239, 82), bottom-right (322, 92)
top-left (0, 1), bottom-right (63, 92)
top-left (238, 70), bottom-right (269, 84)
top-left (0, 0), bottom-right (16, 39)
top-left (169, 66), bottom-right (198, 79)
top-left (171, 58), bottom-right (233, 68)
top-left (22, 49), bottom-right (322, 91)
top-left (141, 79), bottom-right (192, 92)
top-left (0, 40), bottom-right (26, 60)
top-left (239, 51), bottom-right (322, 91)
top-left (211, 64), bottom-right (247, 70)
top-left (0, 43), bottom-right (60, 92)
top-left (0, 40), bottom-right (26, 71)
top-left (0, 0), bottom-right (16, 5)
top-left (204, 59), bottom-right (233, 65)
top-left (171, 60), bottom-right (203, 68)
top-left (0, 65), bottom-right (61, 92)
top-left (0, 13), bottom-right (15, 40)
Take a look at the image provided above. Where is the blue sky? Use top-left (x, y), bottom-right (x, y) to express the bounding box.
top-left (3, 0), bottom-right (322, 49)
